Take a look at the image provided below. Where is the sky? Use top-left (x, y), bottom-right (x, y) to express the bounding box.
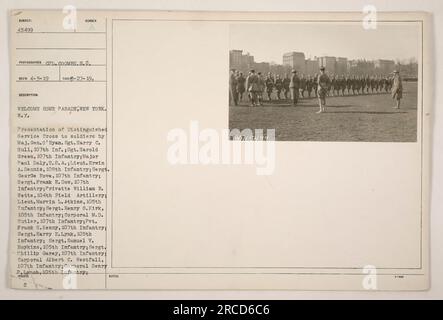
top-left (229, 22), bottom-right (420, 64)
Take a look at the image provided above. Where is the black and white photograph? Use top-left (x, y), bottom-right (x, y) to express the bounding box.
top-left (229, 22), bottom-right (421, 142)
top-left (2, 3), bottom-right (440, 300)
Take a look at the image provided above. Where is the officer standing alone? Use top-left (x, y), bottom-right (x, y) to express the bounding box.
top-left (316, 66), bottom-right (331, 113)
top-left (289, 69), bottom-right (300, 106)
top-left (391, 70), bottom-right (403, 109)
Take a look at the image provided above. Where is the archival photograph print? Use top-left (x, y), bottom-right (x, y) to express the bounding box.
top-left (229, 22), bottom-right (421, 142)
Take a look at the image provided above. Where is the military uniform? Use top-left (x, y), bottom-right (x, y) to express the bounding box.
top-left (306, 77), bottom-right (313, 98)
top-left (376, 77), bottom-right (382, 92)
top-left (229, 72), bottom-right (238, 106)
top-left (330, 76), bottom-right (336, 96)
top-left (299, 77), bottom-right (306, 98)
top-left (340, 77), bottom-right (347, 96)
top-left (257, 73), bottom-right (265, 105)
top-left (317, 73), bottom-right (330, 99)
top-left (356, 77), bottom-right (362, 94)
top-left (316, 68), bottom-right (331, 113)
top-left (283, 76), bottom-right (291, 99)
top-left (387, 77), bottom-right (393, 92)
top-left (370, 77), bottom-right (376, 93)
top-left (391, 73), bottom-right (403, 100)
top-left (265, 76), bottom-right (274, 101)
top-left (313, 74), bottom-right (318, 96)
top-left (346, 77), bottom-right (352, 95)
top-left (275, 77), bottom-right (283, 99)
top-left (245, 71), bottom-right (259, 106)
top-left (365, 76), bottom-right (370, 94)
top-left (236, 74), bottom-right (245, 102)
top-left (379, 77), bottom-right (386, 94)
top-left (352, 77), bottom-right (357, 94)
top-left (289, 71), bottom-right (300, 106)
top-left (383, 77), bottom-right (389, 93)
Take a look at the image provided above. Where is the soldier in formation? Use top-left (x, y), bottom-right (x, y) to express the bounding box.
top-left (299, 75), bottom-right (307, 98)
top-left (306, 76), bottom-right (314, 98)
top-left (275, 75), bottom-right (283, 100)
top-left (236, 72), bottom-right (246, 102)
top-left (245, 69), bottom-right (259, 107)
top-left (283, 74), bottom-right (291, 100)
top-left (230, 68), bottom-right (399, 109)
top-left (257, 72), bottom-right (265, 106)
top-left (229, 69), bottom-right (238, 106)
top-left (265, 73), bottom-right (274, 101)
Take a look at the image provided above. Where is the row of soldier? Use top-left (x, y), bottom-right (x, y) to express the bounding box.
top-left (229, 70), bottom-right (396, 106)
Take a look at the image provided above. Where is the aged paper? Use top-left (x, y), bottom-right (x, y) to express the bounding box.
top-left (9, 10), bottom-right (431, 290)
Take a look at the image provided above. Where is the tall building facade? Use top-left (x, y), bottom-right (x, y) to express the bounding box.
top-left (231, 49), bottom-right (416, 78)
top-left (283, 52), bottom-right (306, 74)
top-left (348, 59), bottom-right (377, 75)
top-left (318, 56), bottom-right (337, 74)
top-left (306, 58), bottom-right (320, 75)
top-left (229, 50), bottom-right (255, 73)
top-left (374, 59), bottom-right (396, 74)
top-left (229, 50), bottom-right (243, 67)
top-left (336, 57), bottom-right (348, 75)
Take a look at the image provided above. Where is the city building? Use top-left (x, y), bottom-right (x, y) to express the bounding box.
top-left (231, 49), bottom-right (417, 78)
top-left (318, 56), bottom-right (337, 74)
top-left (229, 50), bottom-right (242, 67)
top-left (347, 59), bottom-right (376, 75)
top-left (283, 52), bottom-right (306, 74)
top-left (229, 50), bottom-right (255, 73)
top-left (335, 57), bottom-right (348, 75)
top-left (374, 59), bottom-right (396, 74)
top-left (306, 58), bottom-right (320, 75)
top-left (347, 60), bottom-right (358, 74)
